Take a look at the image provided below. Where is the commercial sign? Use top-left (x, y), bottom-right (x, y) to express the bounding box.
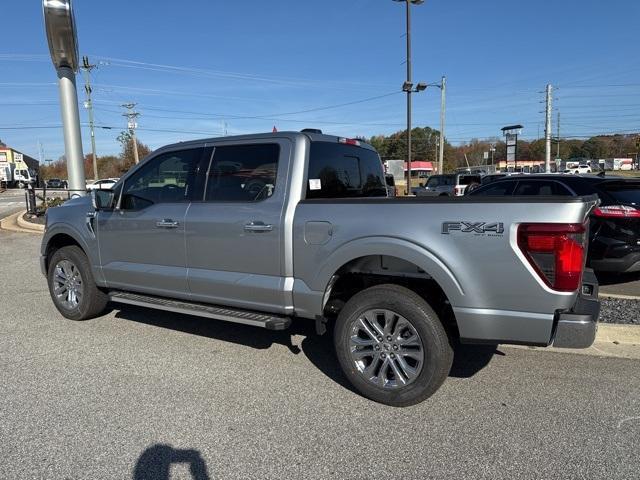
top-left (505, 133), bottom-right (517, 163)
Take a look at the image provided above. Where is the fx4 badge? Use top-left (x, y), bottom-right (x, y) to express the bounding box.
top-left (442, 221), bottom-right (504, 236)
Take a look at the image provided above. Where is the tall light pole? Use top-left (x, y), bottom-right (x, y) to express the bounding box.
top-left (438, 75), bottom-right (446, 174)
top-left (394, 0), bottom-right (424, 195)
top-left (43, 0), bottom-right (86, 195)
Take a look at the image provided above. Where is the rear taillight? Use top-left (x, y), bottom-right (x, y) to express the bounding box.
top-left (517, 223), bottom-right (587, 292)
top-left (593, 205), bottom-right (640, 218)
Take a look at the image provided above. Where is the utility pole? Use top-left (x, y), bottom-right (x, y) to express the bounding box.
top-left (122, 103), bottom-right (141, 164)
top-left (438, 75), bottom-right (446, 174)
top-left (394, 0), bottom-right (424, 195)
top-left (81, 56), bottom-right (98, 180)
top-left (404, 0), bottom-right (413, 194)
top-left (544, 84), bottom-right (553, 173)
top-left (490, 144), bottom-right (495, 170)
top-left (434, 138), bottom-right (439, 170)
top-left (556, 111), bottom-right (560, 159)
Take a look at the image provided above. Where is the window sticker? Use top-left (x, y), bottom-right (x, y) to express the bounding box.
top-left (309, 178), bottom-right (322, 190)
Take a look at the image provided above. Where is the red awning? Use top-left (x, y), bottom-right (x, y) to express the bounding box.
top-left (403, 161), bottom-right (434, 171)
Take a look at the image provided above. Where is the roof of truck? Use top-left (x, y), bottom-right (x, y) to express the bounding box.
top-left (155, 131), bottom-right (377, 154)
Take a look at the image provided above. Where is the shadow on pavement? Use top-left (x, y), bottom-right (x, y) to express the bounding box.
top-left (596, 271), bottom-right (640, 286)
top-left (114, 305), bottom-right (499, 396)
top-left (133, 444), bottom-right (210, 480)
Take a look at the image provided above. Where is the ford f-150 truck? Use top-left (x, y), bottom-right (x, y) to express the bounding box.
top-left (41, 131), bottom-right (600, 406)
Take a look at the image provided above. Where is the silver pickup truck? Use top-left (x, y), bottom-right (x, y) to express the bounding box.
top-left (41, 131), bottom-right (600, 406)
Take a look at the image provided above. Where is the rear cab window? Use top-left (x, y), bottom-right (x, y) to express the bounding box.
top-left (306, 142), bottom-right (387, 199)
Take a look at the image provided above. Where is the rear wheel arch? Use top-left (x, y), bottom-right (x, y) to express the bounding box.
top-left (320, 251), bottom-right (462, 340)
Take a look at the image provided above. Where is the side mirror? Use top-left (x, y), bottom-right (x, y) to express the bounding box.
top-left (91, 189), bottom-right (114, 211)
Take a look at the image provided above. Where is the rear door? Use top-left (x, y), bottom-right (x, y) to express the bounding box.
top-left (184, 139), bottom-right (291, 313)
top-left (97, 147), bottom-right (205, 297)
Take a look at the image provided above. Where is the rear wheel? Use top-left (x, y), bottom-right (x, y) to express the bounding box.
top-left (334, 284), bottom-right (453, 407)
top-left (47, 245), bottom-right (108, 320)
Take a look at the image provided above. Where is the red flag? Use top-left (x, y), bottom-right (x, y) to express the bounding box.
top-left (272, 126), bottom-right (278, 133)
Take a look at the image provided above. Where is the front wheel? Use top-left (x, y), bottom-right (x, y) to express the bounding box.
top-left (334, 284), bottom-right (453, 407)
top-left (47, 245), bottom-right (108, 320)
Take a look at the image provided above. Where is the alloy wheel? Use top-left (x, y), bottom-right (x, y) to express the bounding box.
top-left (52, 259), bottom-right (84, 310)
top-left (349, 309), bottom-right (425, 389)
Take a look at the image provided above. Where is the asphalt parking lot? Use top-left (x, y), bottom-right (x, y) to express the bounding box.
top-left (0, 188), bottom-right (27, 219)
top-left (1, 230), bottom-right (640, 479)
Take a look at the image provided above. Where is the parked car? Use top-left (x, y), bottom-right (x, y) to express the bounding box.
top-left (572, 165), bottom-right (592, 174)
top-left (46, 178), bottom-right (64, 189)
top-left (86, 178), bottom-right (119, 190)
top-left (468, 174), bottom-right (640, 273)
top-left (41, 131), bottom-right (600, 406)
top-left (414, 173), bottom-right (482, 196)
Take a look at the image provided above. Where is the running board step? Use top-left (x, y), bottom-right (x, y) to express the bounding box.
top-left (109, 292), bottom-right (291, 330)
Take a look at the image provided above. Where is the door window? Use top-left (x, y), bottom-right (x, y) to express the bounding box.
top-left (120, 148), bottom-right (203, 210)
top-left (204, 143), bottom-right (280, 202)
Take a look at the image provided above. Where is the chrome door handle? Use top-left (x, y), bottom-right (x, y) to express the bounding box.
top-left (244, 222), bottom-right (273, 232)
top-left (156, 219), bottom-right (179, 228)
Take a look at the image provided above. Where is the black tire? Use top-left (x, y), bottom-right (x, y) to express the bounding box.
top-left (334, 284), bottom-right (453, 407)
top-left (464, 182), bottom-right (480, 195)
top-left (47, 245), bottom-right (108, 321)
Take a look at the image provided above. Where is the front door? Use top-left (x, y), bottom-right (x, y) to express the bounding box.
top-left (97, 147), bottom-right (205, 298)
top-left (185, 140), bottom-right (290, 313)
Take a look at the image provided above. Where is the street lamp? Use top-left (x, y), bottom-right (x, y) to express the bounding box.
top-left (394, 0), bottom-right (425, 195)
top-left (43, 0), bottom-right (86, 195)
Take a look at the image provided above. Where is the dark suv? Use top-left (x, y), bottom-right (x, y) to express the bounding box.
top-left (468, 174), bottom-right (640, 273)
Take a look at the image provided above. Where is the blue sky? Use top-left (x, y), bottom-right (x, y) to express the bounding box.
top-left (1, 0), bottom-right (639, 161)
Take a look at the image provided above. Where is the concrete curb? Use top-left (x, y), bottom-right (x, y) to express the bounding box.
top-left (597, 323), bottom-right (640, 344)
top-left (16, 211), bottom-right (45, 232)
top-left (600, 293), bottom-right (640, 301)
top-left (505, 323), bottom-right (640, 360)
top-left (0, 210), bottom-right (42, 234)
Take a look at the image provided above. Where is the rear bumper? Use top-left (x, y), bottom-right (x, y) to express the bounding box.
top-left (551, 270), bottom-right (600, 349)
top-left (455, 270), bottom-right (600, 348)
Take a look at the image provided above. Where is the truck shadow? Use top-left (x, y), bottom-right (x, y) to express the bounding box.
top-left (596, 270), bottom-right (640, 286)
top-left (134, 444), bottom-right (210, 480)
top-left (113, 305), bottom-right (498, 395)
